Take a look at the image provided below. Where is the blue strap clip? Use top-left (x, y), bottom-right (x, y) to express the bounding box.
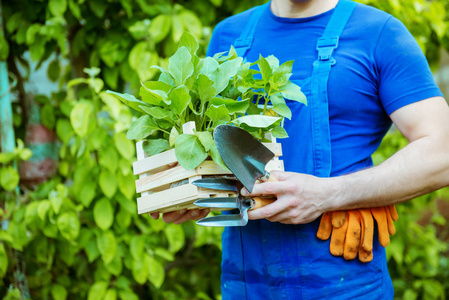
top-left (316, 37), bottom-right (339, 61)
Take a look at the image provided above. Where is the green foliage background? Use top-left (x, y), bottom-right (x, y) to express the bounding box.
top-left (0, 0), bottom-right (448, 299)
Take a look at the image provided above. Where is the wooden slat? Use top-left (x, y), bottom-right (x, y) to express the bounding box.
top-left (265, 159), bottom-right (284, 172)
top-left (133, 148), bottom-right (177, 175)
top-left (135, 160), bottom-right (232, 193)
top-left (137, 183), bottom-right (200, 214)
top-left (263, 143), bottom-right (282, 157)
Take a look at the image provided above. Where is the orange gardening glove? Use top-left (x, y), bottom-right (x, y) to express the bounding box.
top-left (316, 205), bottom-right (398, 263)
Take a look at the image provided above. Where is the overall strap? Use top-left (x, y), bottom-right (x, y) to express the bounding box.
top-left (234, 3), bottom-right (269, 58)
top-left (310, 0), bottom-right (357, 177)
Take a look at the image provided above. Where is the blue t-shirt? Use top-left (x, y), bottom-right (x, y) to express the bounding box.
top-left (207, 2), bottom-right (442, 176)
top-left (206, 2), bottom-right (443, 299)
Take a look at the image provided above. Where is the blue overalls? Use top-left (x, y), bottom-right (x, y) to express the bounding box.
top-left (221, 1), bottom-right (393, 299)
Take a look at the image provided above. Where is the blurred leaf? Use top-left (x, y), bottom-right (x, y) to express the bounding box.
top-left (0, 167), bottom-right (19, 191)
top-left (94, 198), bottom-right (114, 230)
top-left (88, 281), bottom-right (108, 300)
top-left (70, 102), bottom-right (94, 137)
top-left (97, 230), bottom-right (117, 264)
top-left (49, 0), bottom-right (67, 16)
top-left (0, 243), bottom-right (7, 279)
top-left (149, 14), bottom-right (171, 43)
top-left (57, 212), bottom-right (80, 242)
top-left (51, 284), bottom-right (67, 300)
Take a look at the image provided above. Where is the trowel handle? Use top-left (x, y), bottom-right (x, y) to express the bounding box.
top-left (251, 197), bottom-right (276, 210)
top-left (250, 173), bottom-right (278, 210)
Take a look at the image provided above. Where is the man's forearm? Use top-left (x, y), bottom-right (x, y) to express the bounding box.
top-left (330, 134), bottom-right (449, 211)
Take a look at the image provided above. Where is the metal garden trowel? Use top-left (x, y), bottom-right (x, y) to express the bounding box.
top-left (193, 125), bottom-right (279, 227)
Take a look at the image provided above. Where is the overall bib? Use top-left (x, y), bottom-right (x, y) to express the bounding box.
top-left (220, 1), bottom-right (393, 299)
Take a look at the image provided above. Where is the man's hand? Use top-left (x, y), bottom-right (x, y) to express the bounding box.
top-left (149, 209), bottom-right (210, 225)
top-left (242, 170), bottom-right (336, 224)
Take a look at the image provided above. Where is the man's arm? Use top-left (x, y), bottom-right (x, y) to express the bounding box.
top-left (245, 96), bottom-right (449, 224)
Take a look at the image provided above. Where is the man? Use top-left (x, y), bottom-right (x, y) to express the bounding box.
top-left (151, 0), bottom-right (449, 298)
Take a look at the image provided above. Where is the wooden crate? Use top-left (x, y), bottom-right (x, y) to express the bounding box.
top-left (133, 122), bottom-right (284, 214)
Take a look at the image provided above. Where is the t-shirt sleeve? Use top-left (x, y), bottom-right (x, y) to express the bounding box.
top-left (375, 17), bottom-right (443, 115)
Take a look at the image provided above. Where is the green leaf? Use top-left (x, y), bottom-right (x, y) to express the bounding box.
top-left (175, 134), bottom-right (207, 169)
top-left (117, 171), bottom-right (135, 200)
top-left (200, 57), bottom-right (219, 77)
top-left (94, 198), bottom-right (114, 230)
top-left (171, 14), bottom-right (184, 42)
top-left (38, 200), bottom-right (51, 221)
top-left (149, 14), bottom-right (171, 43)
top-left (165, 223), bottom-right (185, 253)
top-left (51, 284), bottom-right (67, 300)
top-left (107, 91), bottom-right (148, 113)
top-left (85, 239), bottom-right (100, 263)
top-left (210, 57), bottom-right (243, 94)
top-left (168, 85), bottom-right (191, 115)
top-left (97, 230), bottom-right (117, 264)
top-left (24, 202), bottom-right (39, 225)
top-left (272, 60), bottom-right (293, 87)
top-left (195, 131), bottom-right (214, 152)
top-left (279, 81), bottom-right (307, 104)
top-left (0, 152), bottom-right (15, 164)
top-left (128, 42), bottom-right (159, 81)
top-left (270, 93), bottom-right (292, 120)
top-left (99, 146), bottom-right (118, 174)
top-left (57, 212), bottom-right (80, 242)
top-left (139, 106), bottom-right (170, 119)
top-left (114, 132), bottom-right (135, 160)
top-left (0, 166), bottom-right (19, 191)
top-left (6, 12), bottom-right (22, 34)
top-left (130, 235), bottom-right (145, 261)
top-left (169, 127), bottom-right (179, 147)
top-left (270, 126), bottom-right (289, 139)
top-left (104, 251), bottom-right (123, 276)
top-left (50, 192), bottom-right (63, 214)
top-left (47, 59), bottom-right (61, 82)
top-left (99, 171), bottom-right (118, 199)
top-left (179, 11), bottom-right (202, 38)
top-left (70, 102), bottom-right (94, 137)
top-left (49, 0), bottom-right (67, 16)
top-left (196, 74), bottom-right (217, 103)
top-left (142, 139), bottom-right (170, 156)
top-left (266, 55), bottom-right (280, 69)
top-left (41, 104), bottom-right (56, 129)
top-left (168, 46), bottom-right (194, 86)
top-left (132, 254), bottom-right (150, 284)
top-left (126, 115), bottom-right (159, 140)
top-left (140, 81), bottom-right (171, 105)
top-left (7, 221), bottom-right (27, 251)
top-left (104, 289), bottom-right (117, 300)
top-left (178, 31), bottom-right (199, 55)
top-left (118, 291), bottom-right (139, 300)
top-left (205, 105), bottom-right (230, 123)
top-left (88, 281), bottom-right (108, 300)
top-left (77, 180), bottom-right (96, 207)
top-left (148, 256), bottom-right (165, 288)
top-left (0, 231), bottom-right (13, 244)
top-left (233, 115), bottom-right (282, 128)
top-left (210, 144), bottom-right (229, 171)
top-left (0, 243), bottom-right (7, 279)
top-left (258, 55), bottom-right (272, 83)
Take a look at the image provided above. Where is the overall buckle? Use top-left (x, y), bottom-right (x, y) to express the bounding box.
top-left (316, 37), bottom-right (339, 61)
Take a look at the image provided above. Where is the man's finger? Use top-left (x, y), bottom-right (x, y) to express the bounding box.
top-left (149, 212), bottom-right (160, 220)
top-left (247, 198), bottom-right (286, 220)
top-left (161, 209), bottom-right (187, 223)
